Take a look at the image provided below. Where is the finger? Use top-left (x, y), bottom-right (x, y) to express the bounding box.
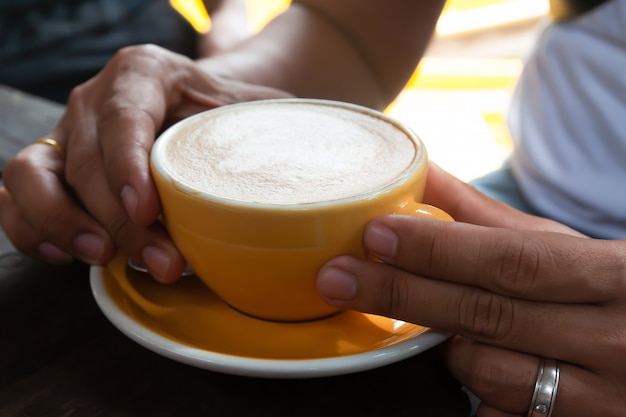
top-left (0, 187), bottom-right (72, 264)
top-left (363, 215), bottom-right (622, 304)
top-left (444, 336), bottom-right (625, 417)
top-left (3, 143), bottom-right (115, 265)
top-left (361, 216), bottom-right (626, 368)
top-left (96, 98), bottom-right (162, 227)
top-left (68, 48), bottom-right (171, 227)
top-left (423, 163), bottom-right (584, 237)
top-left (94, 49), bottom-right (222, 226)
top-left (442, 336), bottom-right (537, 415)
top-left (63, 125), bottom-right (185, 283)
top-left (317, 255), bottom-right (616, 367)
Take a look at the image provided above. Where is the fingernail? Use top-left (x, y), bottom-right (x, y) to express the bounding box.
top-left (38, 241), bottom-right (73, 264)
top-left (364, 223), bottom-right (398, 259)
top-left (317, 266), bottom-right (357, 302)
top-left (142, 246), bottom-right (172, 283)
top-left (74, 233), bottom-right (106, 263)
top-left (121, 185), bottom-right (139, 221)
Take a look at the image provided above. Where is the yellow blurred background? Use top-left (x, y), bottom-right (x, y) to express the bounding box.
top-left (171, 0), bottom-right (550, 181)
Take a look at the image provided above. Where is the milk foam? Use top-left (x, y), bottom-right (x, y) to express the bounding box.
top-left (161, 102), bottom-right (416, 205)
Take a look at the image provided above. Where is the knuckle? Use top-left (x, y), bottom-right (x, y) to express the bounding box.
top-left (3, 148), bottom-right (48, 190)
top-left (112, 44), bottom-right (183, 77)
top-left (2, 154), bottom-right (28, 187)
top-left (376, 273), bottom-right (412, 320)
top-left (425, 228), bottom-right (452, 274)
top-left (37, 208), bottom-right (70, 242)
top-left (25, 203), bottom-right (79, 250)
top-left (98, 98), bottom-right (149, 127)
top-left (595, 242), bottom-right (626, 298)
top-left (602, 319), bottom-right (626, 368)
top-left (112, 44), bottom-right (159, 68)
top-left (104, 211), bottom-right (134, 245)
top-left (117, 43), bottom-right (162, 59)
top-left (64, 156), bottom-right (93, 191)
top-left (488, 237), bottom-right (546, 295)
top-left (97, 100), bottom-right (130, 131)
top-left (462, 355), bottom-right (511, 398)
top-left (455, 288), bottom-right (516, 341)
top-left (67, 82), bottom-right (88, 108)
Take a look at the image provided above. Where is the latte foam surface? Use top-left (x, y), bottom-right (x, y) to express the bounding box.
top-left (160, 102), bottom-right (416, 205)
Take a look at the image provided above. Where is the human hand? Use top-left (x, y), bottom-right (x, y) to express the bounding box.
top-left (317, 164), bottom-right (626, 416)
top-left (0, 44), bottom-right (291, 282)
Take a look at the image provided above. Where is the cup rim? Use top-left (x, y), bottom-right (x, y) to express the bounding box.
top-left (150, 98), bottom-right (427, 210)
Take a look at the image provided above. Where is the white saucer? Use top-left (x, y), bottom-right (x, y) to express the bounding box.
top-left (90, 256), bottom-right (450, 379)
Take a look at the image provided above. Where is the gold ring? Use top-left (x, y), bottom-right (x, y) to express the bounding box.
top-left (34, 138), bottom-right (65, 157)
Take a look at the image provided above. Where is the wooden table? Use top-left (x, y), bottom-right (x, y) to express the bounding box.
top-left (0, 84), bottom-right (470, 417)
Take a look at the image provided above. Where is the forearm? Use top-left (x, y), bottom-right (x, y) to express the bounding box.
top-left (197, 0), bottom-right (445, 110)
top-left (199, 0), bottom-right (249, 56)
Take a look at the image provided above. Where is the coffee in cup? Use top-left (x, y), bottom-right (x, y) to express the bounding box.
top-left (151, 98), bottom-right (451, 322)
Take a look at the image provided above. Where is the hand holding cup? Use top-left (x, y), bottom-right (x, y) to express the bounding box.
top-left (151, 99), bottom-right (451, 321)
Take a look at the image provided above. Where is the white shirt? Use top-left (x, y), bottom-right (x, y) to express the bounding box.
top-left (509, 0), bottom-right (626, 239)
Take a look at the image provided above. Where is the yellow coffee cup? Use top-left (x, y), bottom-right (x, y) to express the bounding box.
top-left (150, 99), bottom-right (451, 322)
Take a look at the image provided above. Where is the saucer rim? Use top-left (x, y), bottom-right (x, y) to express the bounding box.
top-left (90, 265), bottom-right (450, 379)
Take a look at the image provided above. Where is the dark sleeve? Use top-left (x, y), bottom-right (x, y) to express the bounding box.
top-left (0, 0), bottom-right (197, 103)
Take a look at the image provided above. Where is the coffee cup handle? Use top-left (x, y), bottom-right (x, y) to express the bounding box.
top-left (393, 202), bottom-right (454, 222)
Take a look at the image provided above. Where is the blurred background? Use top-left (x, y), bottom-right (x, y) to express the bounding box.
top-left (173, 0), bottom-right (551, 182)
top-left (389, 0), bottom-right (548, 182)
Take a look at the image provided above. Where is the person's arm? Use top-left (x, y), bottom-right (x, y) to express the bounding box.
top-left (198, 0), bottom-right (249, 56)
top-left (0, 1), bottom-right (445, 283)
top-left (200, 0), bottom-right (445, 110)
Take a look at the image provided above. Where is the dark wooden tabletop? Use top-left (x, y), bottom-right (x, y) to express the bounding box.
top-left (0, 84), bottom-right (470, 417)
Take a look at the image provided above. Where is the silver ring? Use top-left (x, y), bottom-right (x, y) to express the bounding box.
top-left (527, 358), bottom-right (560, 417)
